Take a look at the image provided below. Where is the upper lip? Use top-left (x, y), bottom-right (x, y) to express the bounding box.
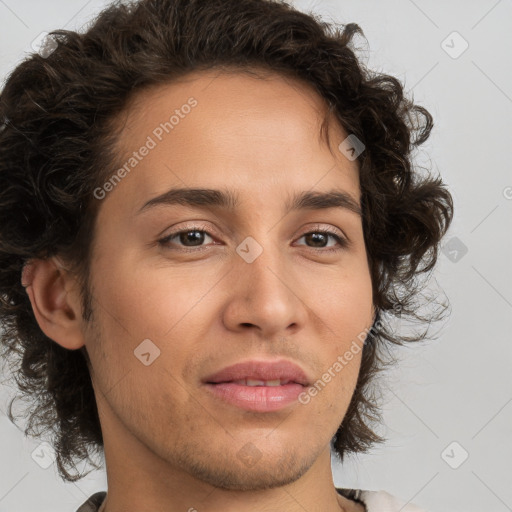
top-left (203, 359), bottom-right (311, 386)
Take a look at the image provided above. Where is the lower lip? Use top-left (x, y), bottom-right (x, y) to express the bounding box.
top-left (203, 382), bottom-right (305, 412)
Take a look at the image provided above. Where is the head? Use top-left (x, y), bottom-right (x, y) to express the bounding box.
top-left (0, 0), bottom-right (453, 485)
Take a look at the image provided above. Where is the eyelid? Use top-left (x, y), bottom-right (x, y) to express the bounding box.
top-left (299, 223), bottom-right (346, 240)
top-left (158, 221), bottom-right (218, 239)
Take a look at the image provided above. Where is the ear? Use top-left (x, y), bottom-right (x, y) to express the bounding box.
top-left (22, 257), bottom-right (86, 350)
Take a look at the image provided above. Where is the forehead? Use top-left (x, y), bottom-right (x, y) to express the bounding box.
top-left (124, 67), bottom-right (330, 126)
top-left (114, 66), bottom-right (347, 158)
top-left (102, 68), bottom-right (359, 214)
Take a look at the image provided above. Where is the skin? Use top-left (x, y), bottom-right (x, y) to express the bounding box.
top-left (24, 68), bottom-right (374, 512)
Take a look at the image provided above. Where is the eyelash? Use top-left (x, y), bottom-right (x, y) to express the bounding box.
top-left (157, 224), bottom-right (349, 254)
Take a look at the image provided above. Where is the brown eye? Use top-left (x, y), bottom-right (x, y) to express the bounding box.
top-left (158, 227), bottom-right (216, 251)
top-left (295, 229), bottom-right (348, 253)
top-left (176, 230), bottom-right (207, 246)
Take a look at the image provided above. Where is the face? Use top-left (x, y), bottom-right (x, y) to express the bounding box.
top-left (83, 69), bottom-right (374, 492)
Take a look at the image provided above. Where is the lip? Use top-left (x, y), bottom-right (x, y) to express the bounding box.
top-left (202, 359), bottom-right (311, 413)
top-left (203, 359), bottom-right (311, 386)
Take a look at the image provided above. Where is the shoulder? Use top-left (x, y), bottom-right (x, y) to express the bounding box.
top-left (337, 487), bottom-right (426, 512)
top-left (76, 492), bottom-right (107, 512)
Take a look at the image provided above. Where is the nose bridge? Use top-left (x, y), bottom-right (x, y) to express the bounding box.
top-left (234, 203), bottom-right (283, 273)
top-left (237, 230), bottom-right (288, 298)
top-left (225, 227), bottom-right (306, 335)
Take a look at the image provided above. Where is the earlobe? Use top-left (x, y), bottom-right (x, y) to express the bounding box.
top-left (22, 257), bottom-right (85, 350)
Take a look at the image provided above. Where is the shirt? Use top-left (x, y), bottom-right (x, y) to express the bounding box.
top-left (76, 489), bottom-right (426, 511)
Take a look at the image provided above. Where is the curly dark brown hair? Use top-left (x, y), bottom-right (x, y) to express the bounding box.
top-left (0, 0), bottom-right (453, 483)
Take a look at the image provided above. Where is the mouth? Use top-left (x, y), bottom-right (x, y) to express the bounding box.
top-left (202, 359), bottom-right (310, 413)
top-left (203, 359), bottom-right (310, 386)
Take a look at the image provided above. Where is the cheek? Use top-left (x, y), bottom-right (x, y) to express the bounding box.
top-left (312, 265), bottom-right (373, 343)
top-left (88, 233), bottom-right (372, 378)
top-left (85, 253), bottom-right (224, 403)
top-left (91, 250), bottom-right (373, 356)
top-left (91, 251), bottom-right (217, 340)
top-left (306, 267), bottom-right (372, 402)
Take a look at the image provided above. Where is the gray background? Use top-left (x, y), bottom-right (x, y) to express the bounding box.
top-left (0, 1), bottom-right (511, 511)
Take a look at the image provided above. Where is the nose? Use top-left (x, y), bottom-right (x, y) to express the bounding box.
top-left (221, 237), bottom-right (308, 340)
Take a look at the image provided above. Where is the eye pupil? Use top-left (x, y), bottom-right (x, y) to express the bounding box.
top-left (181, 230), bottom-right (204, 246)
top-left (306, 233), bottom-right (327, 247)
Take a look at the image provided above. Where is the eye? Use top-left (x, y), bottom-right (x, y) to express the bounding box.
top-left (158, 225), bottom-right (217, 253)
top-left (295, 227), bottom-right (349, 253)
top-left (157, 224), bottom-right (349, 253)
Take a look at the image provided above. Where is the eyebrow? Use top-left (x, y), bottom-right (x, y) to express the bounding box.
top-left (138, 187), bottom-right (361, 216)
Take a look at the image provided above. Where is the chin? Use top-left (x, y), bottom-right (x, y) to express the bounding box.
top-left (190, 462), bottom-right (311, 491)
top-left (173, 442), bottom-right (317, 491)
